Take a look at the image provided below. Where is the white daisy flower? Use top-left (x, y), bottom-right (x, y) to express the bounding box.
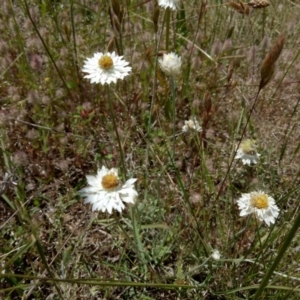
top-left (211, 249), bottom-right (221, 261)
top-left (237, 191), bottom-right (280, 226)
top-left (158, 0), bottom-right (179, 10)
top-left (80, 166), bottom-right (138, 214)
top-left (235, 139), bottom-right (260, 166)
top-left (182, 118), bottom-right (202, 133)
top-left (82, 51), bottom-right (132, 85)
top-left (158, 52), bottom-right (182, 76)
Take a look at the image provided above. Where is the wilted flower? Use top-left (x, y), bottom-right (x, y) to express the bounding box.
top-left (158, 52), bottom-right (182, 76)
top-left (182, 118), bottom-right (202, 133)
top-left (235, 139), bottom-right (260, 165)
top-left (237, 191), bottom-right (280, 226)
top-left (82, 52), bottom-right (132, 85)
top-left (158, 0), bottom-right (179, 10)
top-left (80, 166), bottom-right (138, 214)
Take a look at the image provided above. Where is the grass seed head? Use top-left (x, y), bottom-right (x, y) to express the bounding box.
top-left (152, 2), bottom-right (160, 33)
top-left (29, 54), bottom-right (44, 71)
top-left (228, 1), bottom-right (250, 15)
top-left (12, 151), bottom-right (28, 167)
top-left (0, 39), bottom-right (9, 53)
top-left (111, 0), bottom-right (121, 17)
top-left (41, 95), bottom-right (50, 105)
top-left (113, 15), bottom-right (121, 33)
top-left (248, 0), bottom-right (270, 9)
top-left (27, 90), bottom-right (39, 104)
top-left (260, 34), bottom-right (285, 90)
top-left (26, 129), bottom-right (40, 140)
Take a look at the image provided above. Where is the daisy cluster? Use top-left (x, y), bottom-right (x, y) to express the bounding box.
top-left (81, 49), bottom-right (183, 214)
top-left (232, 139), bottom-right (280, 226)
top-left (82, 51), bottom-right (182, 85)
top-left (80, 0), bottom-right (280, 230)
top-left (80, 54), bottom-right (280, 226)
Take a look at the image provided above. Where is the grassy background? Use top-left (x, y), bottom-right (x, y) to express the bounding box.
top-left (1, 0), bottom-right (300, 299)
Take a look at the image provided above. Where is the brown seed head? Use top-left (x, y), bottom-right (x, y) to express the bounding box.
top-left (248, 0), bottom-right (270, 9)
top-left (111, 0), bottom-right (121, 17)
top-left (259, 34), bottom-right (285, 90)
top-left (228, 1), bottom-right (250, 15)
top-left (152, 2), bottom-right (160, 33)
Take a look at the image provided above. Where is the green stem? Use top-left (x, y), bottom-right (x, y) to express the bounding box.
top-left (130, 207), bottom-right (147, 272)
top-left (114, 210), bottom-right (146, 273)
top-left (106, 86), bottom-right (126, 177)
top-left (113, 213), bottom-right (132, 243)
top-left (165, 8), bottom-right (170, 51)
top-left (22, 0), bottom-right (74, 102)
top-left (170, 76), bottom-right (176, 159)
top-left (215, 88), bottom-right (261, 203)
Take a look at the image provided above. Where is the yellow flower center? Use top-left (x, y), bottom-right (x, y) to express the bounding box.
top-left (98, 55), bottom-right (114, 70)
top-left (101, 173), bottom-right (119, 190)
top-left (165, 54), bottom-right (172, 61)
top-left (250, 193), bottom-right (269, 209)
top-left (240, 139), bottom-right (256, 155)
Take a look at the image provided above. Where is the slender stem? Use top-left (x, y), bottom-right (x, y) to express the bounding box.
top-left (106, 86), bottom-right (126, 177)
top-left (113, 213), bottom-right (131, 242)
top-left (114, 211), bottom-right (146, 273)
top-left (0, 273), bottom-right (196, 289)
top-left (246, 12), bottom-right (255, 79)
top-left (170, 76), bottom-right (176, 159)
top-left (22, 0), bottom-right (74, 102)
top-left (215, 88), bottom-right (261, 202)
top-left (115, 210), bottom-right (147, 273)
top-left (130, 206), bottom-right (147, 272)
top-left (145, 8), bottom-right (166, 201)
top-left (165, 8), bottom-right (171, 51)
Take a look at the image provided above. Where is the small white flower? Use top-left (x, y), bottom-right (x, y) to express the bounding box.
top-left (158, 0), bottom-right (179, 10)
top-left (182, 118), bottom-right (202, 133)
top-left (211, 250), bottom-right (221, 261)
top-left (82, 51), bottom-right (132, 85)
top-left (80, 166), bottom-right (138, 214)
top-left (237, 191), bottom-right (280, 226)
top-left (235, 139), bottom-right (260, 165)
top-left (158, 52), bottom-right (182, 76)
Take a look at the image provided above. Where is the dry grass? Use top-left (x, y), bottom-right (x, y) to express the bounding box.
top-left (1, 0), bottom-right (300, 299)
